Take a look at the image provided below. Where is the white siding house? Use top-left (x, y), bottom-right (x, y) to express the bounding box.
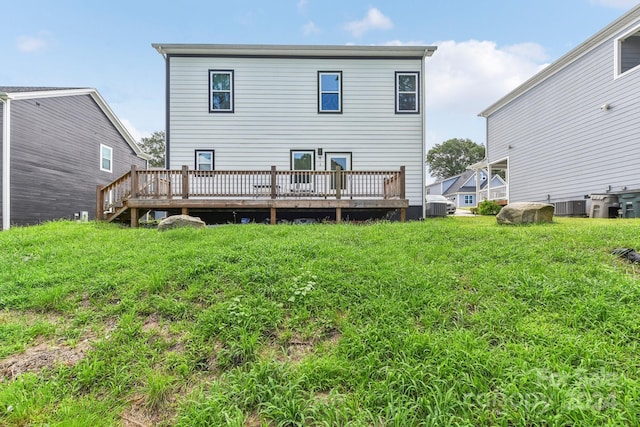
top-left (152, 44), bottom-right (437, 220)
top-left (478, 5), bottom-right (640, 209)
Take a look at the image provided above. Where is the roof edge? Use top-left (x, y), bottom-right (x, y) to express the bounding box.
top-left (2, 87), bottom-right (150, 160)
top-left (152, 43), bottom-right (437, 58)
top-left (479, 4), bottom-right (640, 117)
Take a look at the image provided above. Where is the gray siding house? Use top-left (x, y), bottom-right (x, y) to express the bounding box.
top-left (0, 87), bottom-right (149, 229)
top-left (426, 170), bottom-right (505, 208)
top-left (152, 44), bottom-right (437, 220)
top-left (478, 5), bottom-right (640, 207)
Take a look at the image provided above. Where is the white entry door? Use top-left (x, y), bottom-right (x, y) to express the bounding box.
top-left (326, 152), bottom-right (351, 192)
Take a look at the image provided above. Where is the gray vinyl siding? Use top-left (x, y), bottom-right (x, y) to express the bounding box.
top-left (486, 21), bottom-right (640, 203)
top-left (8, 94), bottom-right (145, 225)
top-left (168, 56), bottom-right (424, 206)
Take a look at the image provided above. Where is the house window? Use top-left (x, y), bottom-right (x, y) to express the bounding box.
top-left (209, 70), bottom-right (234, 112)
top-left (100, 144), bottom-right (112, 172)
top-left (195, 150), bottom-right (214, 170)
top-left (395, 72), bottom-right (419, 113)
top-left (318, 71), bottom-right (342, 113)
top-left (464, 195), bottom-right (474, 205)
top-left (291, 150), bottom-right (314, 183)
top-left (616, 28), bottom-right (640, 76)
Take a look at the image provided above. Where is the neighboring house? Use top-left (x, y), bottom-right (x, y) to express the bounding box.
top-left (0, 87), bottom-right (149, 230)
top-left (477, 5), bottom-right (640, 210)
top-left (426, 170), bottom-right (505, 208)
top-left (149, 43), bottom-right (437, 221)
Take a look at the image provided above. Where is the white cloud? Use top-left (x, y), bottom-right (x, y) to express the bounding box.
top-left (121, 118), bottom-right (150, 144)
top-left (303, 21), bottom-right (320, 35)
top-left (589, 0), bottom-right (640, 9)
top-left (425, 40), bottom-right (549, 115)
top-left (16, 32), bottom-right (51, 53)
top-left (383, 40), bottom-right (427, 47)
top-left (297, 0), bottom-right (308, 12)
top-left (344, 8), bottom-right (393, 38)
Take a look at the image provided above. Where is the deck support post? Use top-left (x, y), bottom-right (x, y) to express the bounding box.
top-left (336, 207), bottom-right (342, 223)
top-left (130, 207), bottom-right (139, 228)
top-left (270, 207), bottom-right (276, 225)
top-left (181, 165), bottom-right (189, 199)
top-left (400, 208), bottom-right (406, 222)
top-left (182, 207), bottom-right (189, 216)
top-left (96, 185), bottom-right (104, 221)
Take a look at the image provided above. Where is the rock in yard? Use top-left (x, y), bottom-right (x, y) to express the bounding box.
top-left (496, 202), bottom-right (554, 225)
top-left (158, 214), bottom-right (206, 231)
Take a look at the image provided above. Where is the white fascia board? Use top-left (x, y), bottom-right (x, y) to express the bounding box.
top-left (152, 43), bottom-right (437, 58)
top-left (479, 4), bottom-right (640, 117)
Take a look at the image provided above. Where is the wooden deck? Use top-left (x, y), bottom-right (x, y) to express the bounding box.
top-left (97, 166), bottom-right (408, 226)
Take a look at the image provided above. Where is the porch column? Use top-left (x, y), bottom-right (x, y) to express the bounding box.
top-left (487, 164), bottom-right (492, 201)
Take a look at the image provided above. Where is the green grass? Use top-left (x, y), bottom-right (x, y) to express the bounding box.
top-left (1, 217), bottom-right (640, 425)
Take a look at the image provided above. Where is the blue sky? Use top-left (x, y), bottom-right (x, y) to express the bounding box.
top-left (2, 0), bottom-right (639, 153)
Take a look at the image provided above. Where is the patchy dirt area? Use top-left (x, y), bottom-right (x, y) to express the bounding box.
top-left (0, 339), bottom-right (91, 380)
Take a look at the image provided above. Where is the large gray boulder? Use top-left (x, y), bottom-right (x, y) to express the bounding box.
top-left (158, 214), bottom-right (206, 231)
top-left (496, 202), bottom-right (554, 225)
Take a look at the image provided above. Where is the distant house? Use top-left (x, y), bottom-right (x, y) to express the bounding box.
top-left (141, 43), bottom-right (437, 223)
top-left (0, 87), bottom-right (149, 229)
top-left (426, 170), bottom-right (505, 208)
top-left (477, 5), bottom-right (640, 210)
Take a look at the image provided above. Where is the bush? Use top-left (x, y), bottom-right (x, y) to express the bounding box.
top-left (477, 200), bottom-right (502, 216)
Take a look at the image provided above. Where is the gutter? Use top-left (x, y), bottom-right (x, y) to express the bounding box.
top-left (0, 93), bottom-right (11, 230)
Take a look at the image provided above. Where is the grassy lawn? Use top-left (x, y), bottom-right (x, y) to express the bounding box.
top-left (1, 217), bottom-right (640, 426)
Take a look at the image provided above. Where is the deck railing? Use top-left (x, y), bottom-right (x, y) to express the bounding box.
top-left (98, 165), bottom-right (405, 219)
top-left (478, 185), bottom-right (508, 202)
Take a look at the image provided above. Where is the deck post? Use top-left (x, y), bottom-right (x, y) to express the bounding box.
top-left (336, 207), bottom-right (342, 223)
top-left (130, 207), bottom-right (139, 228)
top-left (130, 165), bottom-right (138, 198)
top-left (182, 207), bottom-right (189, 216)
top-left (400, 166), bottom-right (406, 199)
top-left (181, 165), bottom-right (189, 199)
top-left (270, 166), bottom-right (277, 199)
top-left (400, 208), bottom-right (406, 222)
top-left (96, 185), bottom-right (104, 221)
top-left (335, 165), bottom-right (342, 200)
top-left (270, 207), bottom-right (277, 225)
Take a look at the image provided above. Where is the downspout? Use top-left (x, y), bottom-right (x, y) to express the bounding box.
top-left (1, 96), bottom-right (10, 230)
top-left (421, 50), bottom-right (427, 219)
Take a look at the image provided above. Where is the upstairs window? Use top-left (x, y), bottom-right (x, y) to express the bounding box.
top-left (318, 71), bottom-right (342, 113)
top-left (100, 144), bottom-right (112, 172)
top-left (395, 72), bottom-right (419, 113)
top-left (195, 150), bottom-right (214, 170)
top-left (617, 28), bottom-right (640, 76)
top-left (209, 70), bottom-right (234, 112)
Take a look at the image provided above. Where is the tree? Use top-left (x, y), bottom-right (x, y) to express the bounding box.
top-left (139, 131), bottom-right (166, 168)
top-left (426, 138), bottom-right (485, 180)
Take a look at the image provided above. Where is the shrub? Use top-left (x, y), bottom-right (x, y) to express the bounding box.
top-left (477, 200), bottom-right (502, 216)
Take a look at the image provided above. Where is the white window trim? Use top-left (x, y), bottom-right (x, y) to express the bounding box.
top-left (100, 144), bottom-right (113, 173)
top-left (195, 150), bottom-right (215, 171)
top-left (209, 70), bottom-right (234, 112)
top-left (614, 23), bottom-right (640, 79)
top-left (395, 72), bottom-right (420, 113)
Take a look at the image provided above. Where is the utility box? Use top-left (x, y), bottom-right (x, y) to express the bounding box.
top-left (554, 200), bottom-right (587, 217)
top-left (618, 191), bottom-right (640, 218)
top-left (590, 194), bottom-right (620, 218)
top-left (425, 202), bottom-right (447, 217)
